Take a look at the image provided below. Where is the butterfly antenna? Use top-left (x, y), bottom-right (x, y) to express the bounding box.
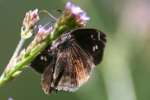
top-left (43, 21), bottom-right (53, 28)
top-left (39, 10), bottom-right (57, 21)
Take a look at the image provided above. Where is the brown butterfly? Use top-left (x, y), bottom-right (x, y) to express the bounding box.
top-left (30, 28), bottom-right (106, 94)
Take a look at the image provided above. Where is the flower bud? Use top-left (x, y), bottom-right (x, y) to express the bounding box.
top-left (21, 9), bottom-right (40, 39)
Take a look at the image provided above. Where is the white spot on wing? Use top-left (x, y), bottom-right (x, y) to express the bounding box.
top-left (40, 56), bottom-right (47, 61)
top-left (91, 34), bottom-right (94, 39)
top-left (98, 32), bottom-right (101, 40)
top-left (95, 45), bottom-right (98, 49)
top-left (93, 45), bottom-right (99, 52)
top-left (40, 56), bottom-right (44, 60)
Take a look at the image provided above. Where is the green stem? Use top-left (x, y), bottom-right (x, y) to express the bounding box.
top-left (0, 24), bottom-right (69, 87)
top-left (0, 39), bottom-right (48, 86)
top-left (6, 39), bottom-right (25, 70)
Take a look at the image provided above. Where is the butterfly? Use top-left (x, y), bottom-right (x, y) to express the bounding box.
top-left (30, 28), bottom-right (106, 94)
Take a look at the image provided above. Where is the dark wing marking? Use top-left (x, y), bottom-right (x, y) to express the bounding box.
top-left (70, 28), bottom-right (106, 65)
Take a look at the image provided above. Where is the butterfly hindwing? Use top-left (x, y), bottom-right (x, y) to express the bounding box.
top-left (53, 41), bottom-right (94, 92)
top-left (41, 34), bottom-right (95, 92)
top-left (41, 61), bottom-right (55, 94)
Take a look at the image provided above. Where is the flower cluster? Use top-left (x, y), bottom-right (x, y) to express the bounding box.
top-left (64, 1), bottom-right (90, 26)
top-left (50, 1), bottom-right (90, 39)
top-left (36, 25), bottom-right (53, 42)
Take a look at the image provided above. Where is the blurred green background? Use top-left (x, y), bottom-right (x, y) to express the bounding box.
top-left (0, 0), bottom-right (150, 100)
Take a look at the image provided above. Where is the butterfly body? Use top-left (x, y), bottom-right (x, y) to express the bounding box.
top-left (30, 28), bottom-right (106, 94)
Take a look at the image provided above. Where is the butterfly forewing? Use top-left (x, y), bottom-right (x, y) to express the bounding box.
top-left (71, 28), bottom-right (106, 65)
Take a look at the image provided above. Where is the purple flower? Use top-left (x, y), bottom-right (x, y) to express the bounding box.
top-left (35, 25), bottom-right (53, 42)
top-left (65, 2), bottom-right (90, 26)
top-left (38, 25), bottom-right (52, 34)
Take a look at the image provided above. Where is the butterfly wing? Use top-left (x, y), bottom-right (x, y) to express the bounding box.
top-left (41, 60), bottom-right (55, 94)
top-left (53, 41), bottom-right (95, 92)
top-left (41, 38), bottom-right (95, 93)
top-left (71, 28), bottom-right (106, 65)
top-left (30, 28), bottom-right (106, 73)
